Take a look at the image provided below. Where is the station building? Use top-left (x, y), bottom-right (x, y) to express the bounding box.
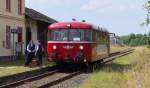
top-left (25, 8), bottom-right (57, 48)
top-left (0, 0), bottom-right (57, 60)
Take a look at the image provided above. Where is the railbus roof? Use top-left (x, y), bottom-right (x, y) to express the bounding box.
top-left (48, 22), bottom-right (108, 33)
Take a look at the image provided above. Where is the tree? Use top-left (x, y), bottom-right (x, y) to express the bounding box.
top-left (119, 33), bottom-right (149, 46)
top-left (148, 31), bottom-right (150, 47)
top-left (148, 31), bottom-right (150, 36)
top-left (144, 0), bottom-right (150, 26)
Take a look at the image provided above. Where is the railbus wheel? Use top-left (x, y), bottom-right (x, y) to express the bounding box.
top-left (85, 62), bottom-right (90, 73)
top-left (90, 63), bottom-right (95, 72)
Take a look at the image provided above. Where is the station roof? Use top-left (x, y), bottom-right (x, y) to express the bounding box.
top-left (25, 8), bottom-right (57, 24)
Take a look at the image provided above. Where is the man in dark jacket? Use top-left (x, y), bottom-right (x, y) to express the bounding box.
top-left (25, 40), bottom-right (36, 66)
top-left (36, 40), bottom-right (43, 66)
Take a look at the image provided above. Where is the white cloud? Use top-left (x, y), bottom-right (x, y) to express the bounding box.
top-left (81, 0), bottom-right (141, 14)
top-left (81, 0), bottom-right (112, 11)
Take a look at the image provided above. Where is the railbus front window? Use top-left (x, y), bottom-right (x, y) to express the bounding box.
top-left (49, 29), bottom-right (68, 41)
top-left (48, 29), bottom-right (93, 41)
top-left (69, 29), bottom-right (84, 41)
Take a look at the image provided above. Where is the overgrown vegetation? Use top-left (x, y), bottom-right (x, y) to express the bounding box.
top-left (77, 46), bottom-right (150, 88)
top-left (119, 33), bottom-right (150, 47)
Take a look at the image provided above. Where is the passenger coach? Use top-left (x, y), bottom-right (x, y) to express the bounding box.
top-left (47, 22), bottom-right (110, 65)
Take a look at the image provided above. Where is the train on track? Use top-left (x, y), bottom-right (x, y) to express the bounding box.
top-left (47, 21), bottom-right (110, 66)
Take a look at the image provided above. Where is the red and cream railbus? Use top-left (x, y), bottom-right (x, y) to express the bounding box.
top-left (47, 22), bottom-right (110, 64)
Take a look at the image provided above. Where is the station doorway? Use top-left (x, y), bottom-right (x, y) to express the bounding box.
top-left (26, 27), bottom-right (31, 46)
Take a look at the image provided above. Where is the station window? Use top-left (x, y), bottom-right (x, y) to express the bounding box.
top-left (18, 27), bottom-right (22, 42)
top-left (6, 0), bottom-right (11, 12)
top-left (18, 0), bottom-right (22, 15)
top-left (6, 26), bottom-right (11, 49)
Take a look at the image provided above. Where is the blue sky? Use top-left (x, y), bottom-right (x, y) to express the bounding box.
top-left (26, 0), bottom-right (150, 36)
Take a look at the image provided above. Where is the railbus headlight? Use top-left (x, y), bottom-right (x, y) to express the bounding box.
top-left (79, 45), bottom-right (84, 50)
top-left (53, 45), bottom-right (57, 50)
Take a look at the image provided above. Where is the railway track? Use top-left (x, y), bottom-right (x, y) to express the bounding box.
top-left (0, 66), bottom-right (82, 88)
top-left (102, 49), bottom-right (134, 64)
top-left (0, 49), bottom-right (134, 88)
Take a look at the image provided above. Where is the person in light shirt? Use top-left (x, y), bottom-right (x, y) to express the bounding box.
top-left (25, 40), bottom-right (36, 66)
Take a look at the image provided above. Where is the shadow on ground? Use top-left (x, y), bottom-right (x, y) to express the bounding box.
top-left (0, 57), bottom-right (50, 67)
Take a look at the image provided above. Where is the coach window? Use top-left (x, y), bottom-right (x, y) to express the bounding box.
top-left (100, 32), bottom-right (107, 44)
top-left (99, 32), bottom-right (103, 43)
top-left (96, 32), bottom-right (100, 42)
top-left (93, 31), bottom-right (96, 41)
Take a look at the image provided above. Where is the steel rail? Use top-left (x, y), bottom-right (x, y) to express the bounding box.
top-left (0, 70), bottom-right (58, 88)
top-left (38, 71), bottom-right (81, 88)
top-left (102, 49), bottom-right (134, 64)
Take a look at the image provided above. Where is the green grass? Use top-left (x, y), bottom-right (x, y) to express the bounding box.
top-left (0, 57), bottom-right (55, 77)
top-left (77, 46), bottom-right (150, 88)
top-left (79, 70), bottom-right (128, 88)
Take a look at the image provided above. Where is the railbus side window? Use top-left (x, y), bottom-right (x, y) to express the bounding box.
top-left (93, 31), bottom-right (96, 41)
top-left (84, 30), bottom-right (93, 41)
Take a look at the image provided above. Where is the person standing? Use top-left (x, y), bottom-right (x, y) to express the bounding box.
top-left (25, 40), bottom-right (36, 66)
top-left (36, 40), bottom-right (43, 66)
